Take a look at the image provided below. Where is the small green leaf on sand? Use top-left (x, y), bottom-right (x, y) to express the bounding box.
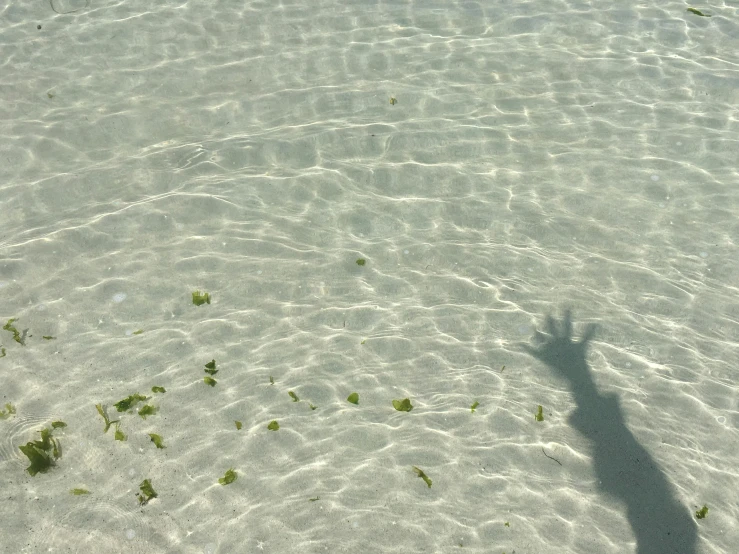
top-left (412, 466), bottom-right (432, 488)
top-left (19, 427), bottom-right (61, 476)
top-left (219, 468), bottom-right (237, 485)
top-left (695, 505), bottom-right (709, 519)
top-left (138, 405), bottom-right (158, 419)
top-left (192, 291), bottom-right (211, 306)
top-left (687, 7), bottom-right (710, 16)
top-left (356, 258), bottom-right (366, 266)
top-left (288, 391), bottom-right (299, 402)
top-left (148, 433), bottom-right (165, 449)
top-left (267, 420), bottom-right (279, 431)
top-left (234, 420), bottom-right (243, 430)
top-left (114, 394), bottom-right (149, 412)
top-left (204, 360), bottom-right (218, 375)
top-left (392, 398), bottom-right (413, 412)
top-left (137, 479), bottom-right (157, 505)
top-left (204, 376), bottom-right (217, 387)
top-left (470, 401), bottom-right (479, 413)
top-left (95, 404), bottom-right (119, 433)
top-left (71, 488), bottom-right (90, 495)
top-left (347, 392), bottom-right (359, 405)
top-left (0, 403), bottom-right (16, 419)
top-left (152, 386), bottom-right (166, 394)
top-left (114, 423), bottom-right (126, 441)
top-left (535, 405), bottom-right (544, 422)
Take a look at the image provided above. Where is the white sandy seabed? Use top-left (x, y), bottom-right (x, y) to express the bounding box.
top-left (0, 0), bottom-right (737, 553)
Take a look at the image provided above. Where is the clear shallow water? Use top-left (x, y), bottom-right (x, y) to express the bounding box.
top-left (1, 1), bottom-right (737, 552)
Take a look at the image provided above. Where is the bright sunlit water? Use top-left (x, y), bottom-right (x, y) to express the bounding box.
top-left (1, 1), bottom-right (738, 553)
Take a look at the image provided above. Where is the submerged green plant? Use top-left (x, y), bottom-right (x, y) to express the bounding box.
top-left (687, 7), bottom-right (710, 16)
top-left (267, 420), bottom-right (279, 431)
top-left (19, 427), bottom-right (61, 476)
top-left (204, 360), bottom-right (218, 375)
top-left (70, 488), bottom-right (90, 495)
top-left (152, 386), bottom-right (166, 394)
top-left (114, 393), bottom-right (149, 412)
top-left (3, 318), bottom-right (25, 345)
top-left (288, 391), bottom-right (299, 402)
top-left (148, 434), bottom-right (165, 449)
top-left (0, 402), bottom-right (16, 419)
top-left (218, 468), bottom-right (237, 485)
top-left (392, 398), bottom-right (413, 412)
top-left (114, 423), bottom-right (126, 442)
top-left (412, 466), bottom-right (432, 488)
top-left (234, 420), bottom-right (243, 430)
top-left (535, 405), bottom-right (544, 422)
top-left (204, 376), bottom-right (217, 387)
top-left (95, 404), bottom-right (120, 433)
top-left (695, 505), bottom-right (709, 519)
top-left (347, 393), bottom-right (359, 405)
top-left (192, 291), bottom-right (211, 306)
top-left (138, 405), bottom-right (158, 419)
top-left (470, 401), bottom-right (479, 413)
top-left (137, 479), bottom-right (157, 505)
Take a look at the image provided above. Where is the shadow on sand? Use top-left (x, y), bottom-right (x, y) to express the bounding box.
top-left (524, 310), bottom-right (698, 554)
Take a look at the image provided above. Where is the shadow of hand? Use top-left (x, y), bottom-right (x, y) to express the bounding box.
top-left (522, 309), bottom-right (597, 386)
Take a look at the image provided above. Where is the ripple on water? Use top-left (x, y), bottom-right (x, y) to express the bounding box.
top-left (30, 498), bottom-right (156, 553)
top-left (0, 412), bottom-right (57, 467)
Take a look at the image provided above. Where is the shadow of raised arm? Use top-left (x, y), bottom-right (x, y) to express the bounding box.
top-left (524, 310), bottom-right (697, 554)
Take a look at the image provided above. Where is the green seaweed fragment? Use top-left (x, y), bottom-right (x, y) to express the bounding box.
top-left (309, 496), bottom-right (320, 502)
top-left (0, 347), bottom-right (5, 358)
top-left (114, 393), bottom-right (149, 412)
top-left (412, 466), bottom-right (432, 488)
top-left (687, 7), bottom-right (710, 16)
top-left (356, 258), bottom-right (366, 266)
top-left (137, 479), bottom-right (158, 505)
top-left (535, 405), bottom-right (544, 422)
top-left (19, 427), bottom-right (61, 476)
top-left (148, 433), bottom-right (165, 449)
top-left (95, 404), bottom-right (120, 433)
top-left (389, 97), bottom-right (397, 105)
top-left (219, 468), bottom-right (237, 485)
top-left (152, 386), bottom-right (166, 394)
top-left (0, 402), bottom-right (16, 419)
top-left (235, 420), bottom-right (243, 430)
top-left (695, 505), bottom-right (709, 519)
top-left (309, 403), bottom-right (317, 410)
top-left (267, 420), bottom-right (279, 431)
top-left (138, 405), bottom-right (158, 419)
top-left (3, 318), bottom-right (25, 345)
top-left (392, 398), bottom-right (413, 412)
top-left (347, 392), bottom-right (359, 405)
top-left (288, 391), bottom-right (299, 402)
top-left (204, 359), bottom-right (217, 375)
top-left (269, 376), bottom-right (275, 385)
top-left (204, 376), bottom-right (217, 387)
top-left (470, 401), bottom-right (479, 413)
top-left (192, 291), bottom-right (211, 306)
top-left (42, 336), bottom-right (56, 340)
top-left (51, 421), bottom-right (66, 429)
top-left (132, 329), bottom-right (144, 335)
top-left (114, 423), bottom-right (126, 441)
top-left (70, 488), bottom-right (90, 495)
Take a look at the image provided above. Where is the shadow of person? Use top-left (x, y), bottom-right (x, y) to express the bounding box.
top-left (523, 310), bottom-right (698, 554)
